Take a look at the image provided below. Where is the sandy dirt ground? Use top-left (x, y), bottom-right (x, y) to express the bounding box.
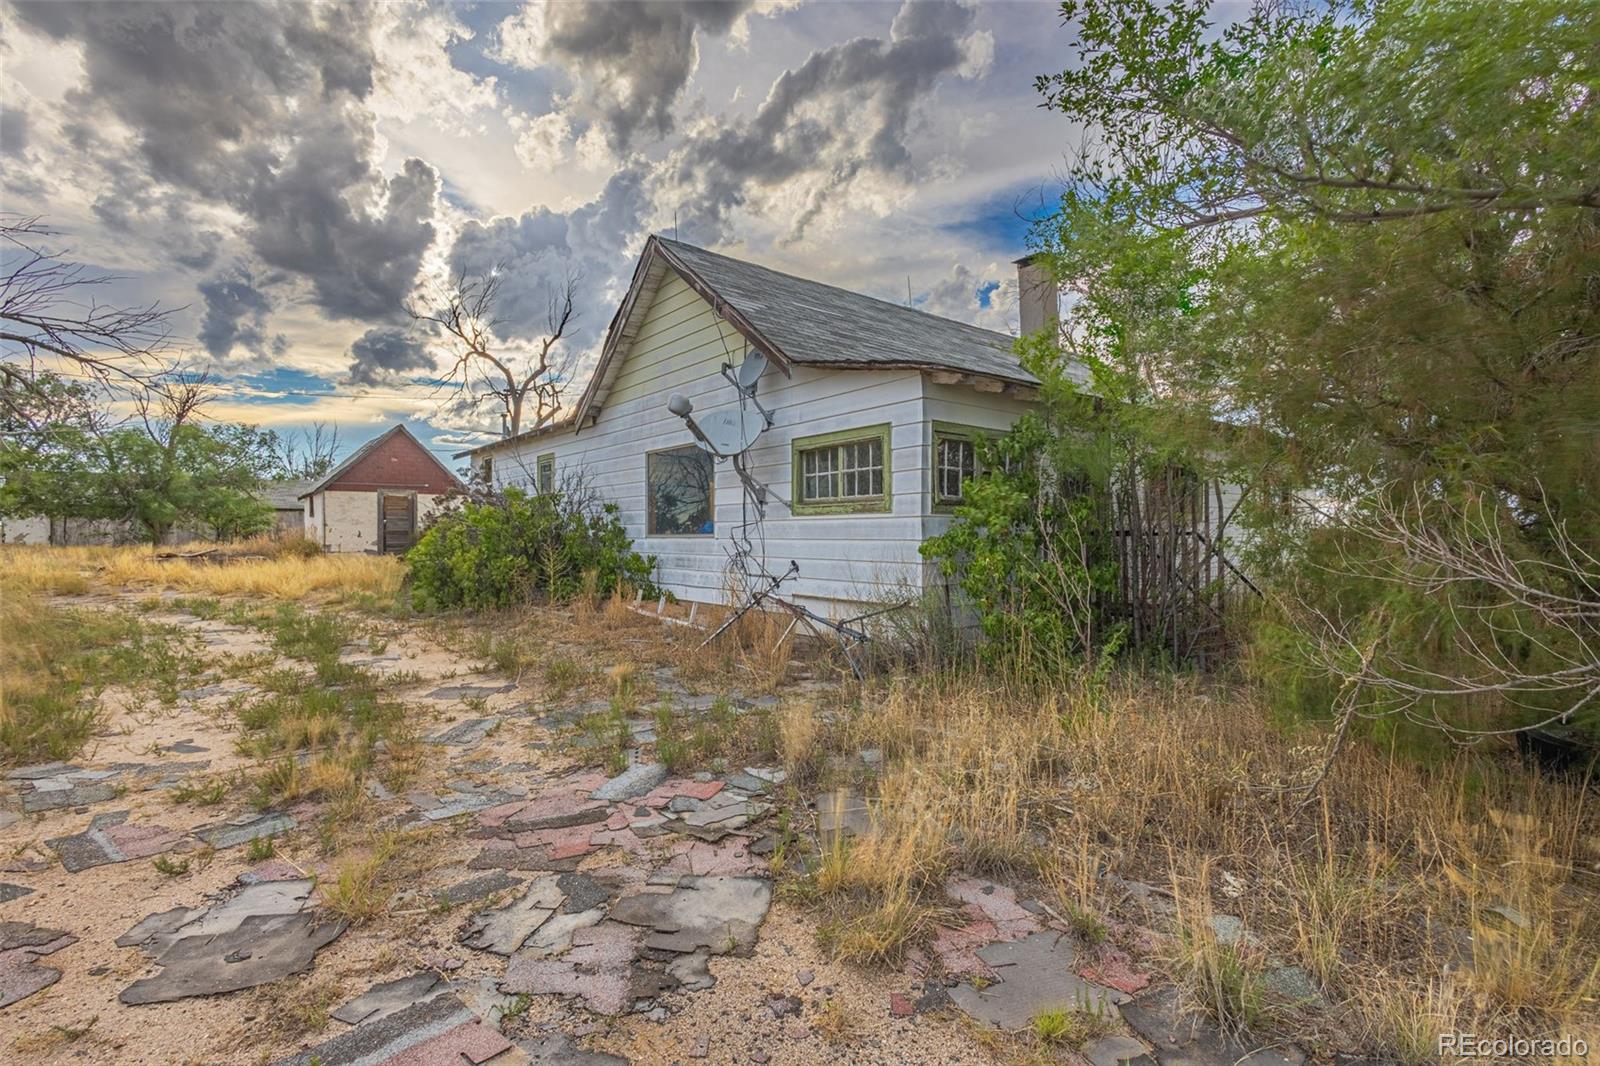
top-left (2, 592), bottom-right (1051, 1066)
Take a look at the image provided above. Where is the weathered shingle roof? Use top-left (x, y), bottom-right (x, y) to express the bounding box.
top-left (656, 237), bottom-right (1038, 386)
top-left (460, 235), bottom-right (1062, 458)
top-left (261, 478), bottom-right (317, 509)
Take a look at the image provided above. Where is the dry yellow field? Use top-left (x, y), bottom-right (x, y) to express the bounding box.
top-left (0, 542), bottom-right (405, 601)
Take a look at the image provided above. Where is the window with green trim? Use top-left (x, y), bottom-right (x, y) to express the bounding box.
top-left (536, 453), bottom-right (555, 494)
top-left (791, 424), bottom-right (892, 515)
top-left (932, 425), bottom-right (981, 507)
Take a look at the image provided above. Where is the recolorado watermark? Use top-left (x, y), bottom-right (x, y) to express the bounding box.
top-left (1441, 1033), bottom-right (1590, 1058)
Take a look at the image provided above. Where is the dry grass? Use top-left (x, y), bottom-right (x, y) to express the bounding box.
top-left (0, 542), bottom-right (403, 601)
top-left (0, 584), bottom-right (207, 764)
top-left (319, 828), bottom-right (437, 923)
top-left (801, 670), bottom-right (1600, 1059)
top-left (778, 699), bottom-right (820, 779)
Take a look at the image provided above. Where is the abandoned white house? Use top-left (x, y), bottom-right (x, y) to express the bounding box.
top-left (300, 424), bottom-right (463, 554)
top-left (459, 236), bottom-right (1085, 616)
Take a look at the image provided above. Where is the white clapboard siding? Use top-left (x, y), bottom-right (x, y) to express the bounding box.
top-left (488, 272), bottom-right (1029, 615)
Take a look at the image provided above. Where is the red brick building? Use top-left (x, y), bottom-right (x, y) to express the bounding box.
top-left (298, 424), bottom-right (463, 553)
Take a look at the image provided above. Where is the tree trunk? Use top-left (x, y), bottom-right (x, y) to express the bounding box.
top-left (509, 390), bottom-right (525, 438)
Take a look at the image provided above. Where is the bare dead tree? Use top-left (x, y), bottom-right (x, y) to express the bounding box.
top-left (272, 421), bottom-right (341, 480)
top-left (1281, 482), bottom-right (1600, 802)
top-left (1, 215), bottom-right (174, 425)
top-left (407, 265), bottom-right (579, 438)
top-left (133, 371), bottom-right (213, 448)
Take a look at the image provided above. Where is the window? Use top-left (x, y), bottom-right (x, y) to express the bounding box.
top-left (480, 456), bottom-right (493, 485)
top-left (791, 424), bottom-right (892, 515)
top-left (932, 424), bottom-right (982, 508)
top-left (308, 494), bottom-right (314, 518)
top-left (537, 453), bottom-right (555, 494)
top-left (647, 445), bottom-right (714, 535)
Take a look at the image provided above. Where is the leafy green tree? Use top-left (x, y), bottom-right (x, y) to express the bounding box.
top-left (1, 373), bottom-right (277, 542)
top-left (1029, 0), bottom-right (1600, 734)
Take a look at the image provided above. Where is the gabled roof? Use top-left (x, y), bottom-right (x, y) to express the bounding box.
top-left (461, 235), bottom-right (1051, 458)
top-left (299, 424), bottom-right (462, 499)
top-left (261, 478), bottom-right (317, 509)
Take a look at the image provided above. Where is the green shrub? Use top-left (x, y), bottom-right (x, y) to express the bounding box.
top-left (406, 487), bottom-right (656, 611)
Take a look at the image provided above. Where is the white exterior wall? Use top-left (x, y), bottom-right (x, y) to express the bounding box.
top-left (487, 273), bottom-right (956, 615)
top-left (1, 514), bottom-right (51, 544)
top-left (309, 490), bottom-right (445, 553)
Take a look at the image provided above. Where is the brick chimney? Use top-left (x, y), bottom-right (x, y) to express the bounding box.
top-left (1014, 254), bottom-right (1059, 337)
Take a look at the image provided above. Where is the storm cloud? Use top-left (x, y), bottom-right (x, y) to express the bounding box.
top-left (13, 1), bottom-right (438, 323)
top-left (496, 1), bottom-right (754, 153)
top-left (664, 0), bottom-right (993, 243)
top-left (198, 266), bottom-right (285, 360)
top-left (347, 326), bottom-right (432, 386)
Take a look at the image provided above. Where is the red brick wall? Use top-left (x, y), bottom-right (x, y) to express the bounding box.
top-left (325, 431), bottom-right (460, 494)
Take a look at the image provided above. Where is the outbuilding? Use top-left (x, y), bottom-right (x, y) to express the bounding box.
top-left (299, 424), bottom-right (463, 553)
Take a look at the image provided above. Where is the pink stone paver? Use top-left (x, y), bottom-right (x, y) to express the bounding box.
top-left (945, 876), bottom-right (1038, 927)
top-left (513, 823), bottom-right (600, 852)
top-left (502, 922), bottom-right (639, 1014)
top-left (476, 800), bottom-right (532, 828)
top-left (641, 778), bottom-right (724, 805)
top-left (503, 789), bottom-right (606, 828)
top-left (102, 822), bottom-right (186, 859)
top-left (1077, 946), bottom-right (1151, 995)
top-left (657, 837), bottom-right (764, 877)
top-left (382, 1020), bottom-right (512, 1066)
top-left (588, 829), bottom-right (653, 859)
top-left (929, 918), bottom-right (1002, 977)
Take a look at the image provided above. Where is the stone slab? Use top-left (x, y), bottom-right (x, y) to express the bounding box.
top-left (428, 717), bottom-right (502, 747)
top-left (591, 763), bottom-right (669, 802)
top-left (276, 991), bottom-right (476, 1065)
top-left (120, 911), bottom-right (345, 1004)
top-left (0, 882), bottom-right (35, 903)
top-left (436, 871), bottom-right (523, 906)
top-left (949, 931), bottom-right (1127, 1031)
top-left (501, 921), bottom-right (640, 1015)
top-left (462, 875), bottom-right (564, 955)
top-left (1119, 986), bottom-right (1305, 1066)
top-left (609, 875), bottom-right (771, 956)
top-left (196, 811), bottom-right (295, 849)
top-left (47, 810), bottom-right (186, 872)
top-left (0, 926), bottom-right (76, 1007)
top-left (330, 971), bottom-right (446, 1026)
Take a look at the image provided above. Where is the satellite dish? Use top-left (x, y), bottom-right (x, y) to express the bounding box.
top-left (695, 407), bottom-right (765, 457)
top-left (734, 350), bottom-right (768, 391)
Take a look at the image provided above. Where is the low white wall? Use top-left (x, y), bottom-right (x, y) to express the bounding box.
top-left (0, 514), bottom-right (51, 544)
top-left (316, 490), bottom-right (444, 553)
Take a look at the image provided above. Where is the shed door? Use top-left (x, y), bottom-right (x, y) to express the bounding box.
top-left (379, 492), bottom-right (416, 554)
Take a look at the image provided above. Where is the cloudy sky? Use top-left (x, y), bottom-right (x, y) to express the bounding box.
top-left (1, 0), bottom-right (1084, 465)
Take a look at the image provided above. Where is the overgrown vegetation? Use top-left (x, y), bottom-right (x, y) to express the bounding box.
top-left (0, 585), bottom-right (205, 764)
top-left (407, 484), bottom-right (656, 611)
top-left (797, 671), bottom-right (1600, 1057)
top-left (235, 607), bottom-right (417, 813)
top-left (1016, 0), bottom-right (1600, 741)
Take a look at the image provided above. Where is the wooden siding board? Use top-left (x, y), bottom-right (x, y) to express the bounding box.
top-left (477, 274), bottom-right (1052, 611)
